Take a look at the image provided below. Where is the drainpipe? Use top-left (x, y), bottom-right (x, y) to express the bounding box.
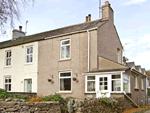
top-left (87, 30), bottom-right (90, 72)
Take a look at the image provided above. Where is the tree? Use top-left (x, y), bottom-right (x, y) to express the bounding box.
top-left (0, 0), bottom-right (35, 34)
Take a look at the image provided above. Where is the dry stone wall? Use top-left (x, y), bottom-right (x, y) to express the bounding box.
top-left (0, 101), bottom-right (61, 113)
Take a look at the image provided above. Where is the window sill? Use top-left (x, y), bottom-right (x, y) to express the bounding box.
top-left (58, 58), bottom-right (71, 62)
top-left (85, 92), bottom-right (96, 94)
top-left (134, 88), bottom-right (139, 90)
top-left (4, 66), bottom-right (12, 68)
top-left (142, 89), bottom-right (145, 91)
top-left (56, 91), bottom-right (72, 94)
top-left (24, 63), bottom-right (34, 66)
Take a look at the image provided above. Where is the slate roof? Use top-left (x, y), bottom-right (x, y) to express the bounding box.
top-left (126, 62), bottom-right (135, 68)
top-left (0, 19), bottom-right (107, 49)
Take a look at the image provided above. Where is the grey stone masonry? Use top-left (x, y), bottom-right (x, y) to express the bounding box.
top-left (0, 101), bottom-right (61, 113)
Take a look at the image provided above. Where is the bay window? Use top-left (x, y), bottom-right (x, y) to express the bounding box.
top-left (4, 76), bottom-right (11, 91)
top-left (59, 72), bottom-right (71, 92)
top-left (60, 39), bottom-right (70, 59)
top-left (112, 74), bottom-right (121, 91)
top-left (123, 74), bottom-right (130, 92)
top-left (87, 76), bottom-right (95, 92)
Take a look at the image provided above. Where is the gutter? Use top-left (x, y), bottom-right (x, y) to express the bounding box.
top-left (131, 68), bottom-right (147, 77)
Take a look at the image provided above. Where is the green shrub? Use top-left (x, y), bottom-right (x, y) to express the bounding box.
top-left (0, 88), bottom-right (9, 99)
top-left (148, 90), bottom-right (150, 96)
top-left (42, 94), bottom-right (63, 101)
top-left (99, 97), bottom-right (108, 103)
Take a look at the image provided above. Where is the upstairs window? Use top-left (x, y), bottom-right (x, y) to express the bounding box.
top-left (4, 76), bottom-right (11, 91)
top-left (26, 46), bottom-right (33, 63)
top-left (134, 76), bottom-right (138, 88)
top-left (5, 50), bottom-right (11, 66)
top-left (60, 39), bottom-right (70, 59)
top-left (117, 48), bottom-right (120, 63)
top-left (141, 78), bottom-right (144, 89)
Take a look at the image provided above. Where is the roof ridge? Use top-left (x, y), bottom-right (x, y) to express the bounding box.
top-left (23, 19), bottom-right (103, 38)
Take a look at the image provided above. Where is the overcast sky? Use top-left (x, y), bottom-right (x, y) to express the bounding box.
top-left (0, 0), bottom-right (150, 70)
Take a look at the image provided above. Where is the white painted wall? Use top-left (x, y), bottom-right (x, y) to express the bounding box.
top-left (0, 42), bottom-right (38, 92)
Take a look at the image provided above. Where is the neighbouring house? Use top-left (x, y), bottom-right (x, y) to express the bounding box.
top-left (146, 70), bottom-right (150, 104)
top-left (0, 1), bottom-right (147, 108)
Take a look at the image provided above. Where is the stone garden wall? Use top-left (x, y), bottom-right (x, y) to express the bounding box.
top-left (67, 98), bottom-right (125, 113)
top-left (0, 101), bottom-right (61, 113)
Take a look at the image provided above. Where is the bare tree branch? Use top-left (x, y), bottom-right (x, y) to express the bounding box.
top-left (0, 0), bottom-right (34, 35)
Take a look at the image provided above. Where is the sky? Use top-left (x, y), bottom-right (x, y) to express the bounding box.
top-left (0, 0), bottom-right (150, 70)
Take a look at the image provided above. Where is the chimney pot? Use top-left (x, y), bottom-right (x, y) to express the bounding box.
top-left (105, 1), bottom-right (110, 5)
top-left (88, 14), bottom-right (91, 21)
top-left (86, 16), bottom-right (88, 22)
top-left (19, 26), bottom-right (22, 31)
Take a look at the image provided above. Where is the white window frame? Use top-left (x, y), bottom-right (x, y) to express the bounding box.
top-left (60, 39), bottom-right (70, 60)
top-left (26, 46), bottom-right (33, 63)
top-left (59, 71), bottom-right (71, 92)
top-left (4, 76), bottom-right (11, 92)
top-left (85, 76), bottom-right (96, 93)
top-left (5, 50), bottom-right (11, 66)
top-left (134, 75), bottom-right (138, 88)
top-left (123, 74), bottom-right (130, 93)
top-left (111, 74), bottom-right (121, 92)
top-left (141, 78), bottom-right (144, 90)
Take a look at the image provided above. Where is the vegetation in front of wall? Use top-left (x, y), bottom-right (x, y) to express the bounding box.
top-left (148, 90), bottom-right (150, 96)
top-left (29, 97), bottom-right (43, 102)
top-left (123, 105), bottom-right (150, 113)
top-left (42, 94), bottom-right (63, 102)
top-left (0, 88), bottom-right (29, 102)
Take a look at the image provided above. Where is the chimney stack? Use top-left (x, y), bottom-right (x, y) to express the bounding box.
top-left (12, 26), bottom-right (25, 39)
top-left (102, 1), bottom-right (114, 23)
top-left (88, 14), bottom-right (91, 21)
top-left (86, 16), bottom-right (88, 22)
top-left (19, 26), bottom-right (22, 31)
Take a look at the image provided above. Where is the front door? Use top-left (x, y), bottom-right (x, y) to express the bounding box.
top-left (96, 75), bottom-right (111, 98)
top-left (25, 79), bottom-right (32, 92)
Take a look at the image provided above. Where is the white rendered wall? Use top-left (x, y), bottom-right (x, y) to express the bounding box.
top-left (0, 42), bottom-right (38, 92)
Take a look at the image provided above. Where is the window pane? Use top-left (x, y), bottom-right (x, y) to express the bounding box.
top-left (9, 78), bottom-right (11, 83)
top-left (87, 81), bottom-right (95, 91)
top-left (5, 84), bottom-right (8, 90)
top-left (124, 74), bottom-right (129, 80)
top-left (112, 80), bottom-right (121, 91)
top-left (30, 47), bottom-right (33, 53)
top-left (60, 78), bottom-right (71, 91)
top-left (8, 59), bottom-right (11, 65)
top-left (104, 77), bottom-right (107, 81)
top-left (62, 40), bottom-right (70, 45)
top-left (30, 55), bottom-right (33, 62)
top-left (5, 78), bottom-right (8, 83)
top-left (27, 55), bottom-right (29, 63)
top-left (27, 48), bottom-right (30, 54)
top-left (60, 72), bottom-right (71, 77)
top-left (112, 75), bottom-right (121, 79)
top-left (100, 82), bottom-right (103, 85)
top-left (9, 84), bottom-right (11, 91)
top-left (87, 76), bottom-right (95, 80)
top-left (66, 45), bottom-right (70, 58)
top-left (104, 82), bottom-right (107, 85)
top-left (6, 52), bottom-right (9, 57)
top-left (100, 77), bottom-right (103, 81)
top-left (124, 80), bottom-right (129, 92)
top-left (99, 86), bottom-right (104, 90)
top-left (6, 59), bottom-right (9, 66)
top-left (104, 86), bottom-right (108, 90)
top-left (61, 46), bottom-right (65, 59)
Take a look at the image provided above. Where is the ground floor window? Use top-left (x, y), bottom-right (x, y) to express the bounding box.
top-left (87, 76), bottom-right (95, 92)
top-left (59, 72), bottom-right (71, 91)
top-left (112, 74), bottom-right (121, 91)
top-left (124, 74), bottom-right (130, 92)
top-left (4, 76), bottom-right (11, 91)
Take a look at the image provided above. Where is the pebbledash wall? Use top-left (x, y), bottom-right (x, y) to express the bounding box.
top-left (0, 42), bottom-right (38, 93)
